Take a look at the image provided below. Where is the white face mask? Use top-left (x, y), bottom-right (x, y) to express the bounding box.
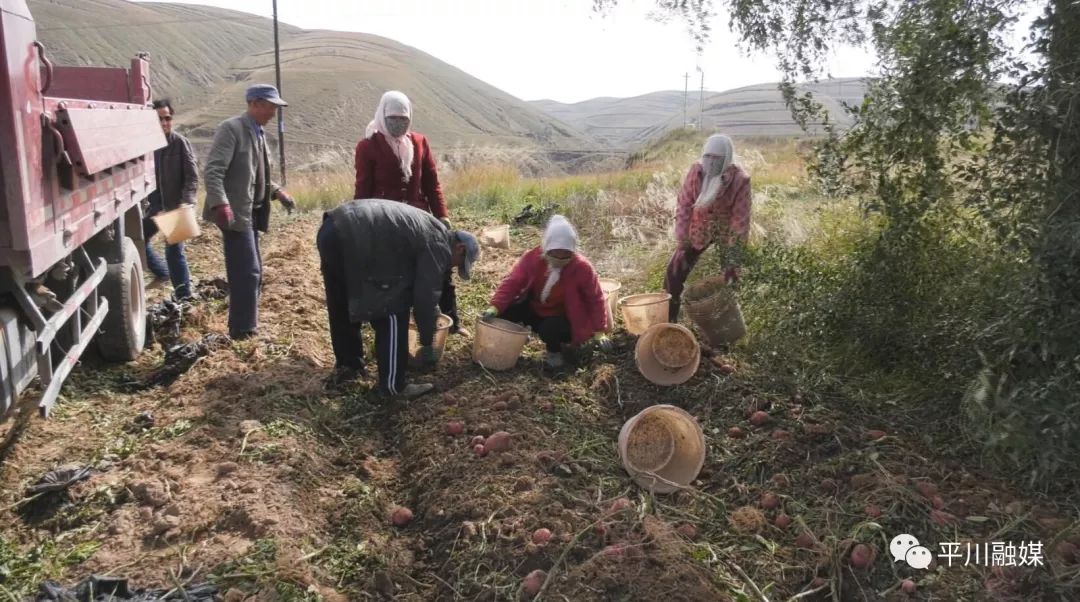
top-left (702, 156), bottom-right (725, 177)
top-left (385, 116), bottom-right (410, 138)
top-left (546, 254), bottom-right (571, 269)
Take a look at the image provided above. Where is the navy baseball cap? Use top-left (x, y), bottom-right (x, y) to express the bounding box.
top-left (455, 230), bottom-right (480, 281)
top-left (245, 84), bottom-right (288, 106)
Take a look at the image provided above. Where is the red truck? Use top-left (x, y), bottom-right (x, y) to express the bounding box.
top-left (1, 0), bottom-right (164, 417)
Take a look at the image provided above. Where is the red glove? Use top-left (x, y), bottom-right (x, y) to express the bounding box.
top-left (724, 266), bottom-right (741, 285)
top-left (212, 204), bottom-right (234, 229)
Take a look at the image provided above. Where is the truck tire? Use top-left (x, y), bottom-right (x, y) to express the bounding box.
top-left (97, 237), bottom-right (147, 361)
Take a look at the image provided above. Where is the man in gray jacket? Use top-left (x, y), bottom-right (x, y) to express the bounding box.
top-left (203, 84), bottom-right (296, 339)
top-left (317, 199), bottom-right (479, 398)
top-left (144, 99), bottom-right (197, 300)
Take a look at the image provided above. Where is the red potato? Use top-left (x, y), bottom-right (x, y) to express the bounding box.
top-left (594, 522), bottom-right (609, 537)
top-left (810, 577), bottom-right (826, 589)
top-left (849, 473), bottom-right (875, 489)
top-left (865, 504), bottom-right (883, 518)
top-left (760, 492), bottom-right (780, 510)
top-left (819, 478), bottom-right (839, 494)
top-left (607, 497), bottom-right (633, 515)
top-left (522, 570), bottom-right (547, 597)
top-left (771, 429), bottom-right (792, 440)
top-left (603, 544), bottom-right (625, 558)
top-left (540, 401), bottom-right (555, 412)
top-left (484, 431), bottom-right (512, 453)
top-left (932, 495), bottom-right (946, 510)
top-left (470, 435), bottom-right (486, 447)
top-left (866, 429), bottom-right (887, 440)
top-left (930, 509), bottom-right (958, 526)
top-left (728, 426), bottom-right (746, 439)
top-left (914, 480), bottom-right (939, 499)
top-left (849, 543), bottom-right (876, 569)
top-left (902, 579), bottom-right (917, 595)
top-left (445, 421), bottom-right (465, 437)
top-left (771, 474), bottom-right (791, 488)
top-left (676, 523), bottom-right (698, 540)
top-left (473, 444), bottom-right (487, 457)
top-left (774, 513), bottom-right (792, 529)
top-left (749, 411), bottom-right (770, 426)
top-left (1056, 542), bottom-right (1078, 564)
top-left (532, 528), bottom-right (553, 545)
top-left (795, 531), bottom-right (816, 549)
top-left (390, 506), bottom-right (413, 527)
top-left (717, 363), bottom-right (736, 375)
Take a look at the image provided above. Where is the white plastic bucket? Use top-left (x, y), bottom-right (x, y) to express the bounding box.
top-left (408, 313), bottom-right (453, 366)
top-left (472, 317), bottom-right (530, 371)
top-left (151, 205), bottom-right (201, 245)
top-left (618, 293), bottom-right (671, 335)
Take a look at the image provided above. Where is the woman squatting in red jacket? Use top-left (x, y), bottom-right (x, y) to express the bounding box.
top-left (482, 215), bottom-right (611, 369)
top-left (353, 91), bottom-right (469, 336)
top-left (664, 134), bottom-right (752, 322)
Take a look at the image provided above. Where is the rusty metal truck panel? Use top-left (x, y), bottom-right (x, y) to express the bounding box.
top-left (57, 107), bottom-right (163, 177)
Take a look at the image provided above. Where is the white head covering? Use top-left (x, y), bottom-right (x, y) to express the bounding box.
top-left (542, 214), bottom-right (578, 253)
top-left (365, 90), bottom-right (414, 180)
top-left (694, 134), bottom-right (735, 209)
top-left (540, 215), bottom-right (578, 303)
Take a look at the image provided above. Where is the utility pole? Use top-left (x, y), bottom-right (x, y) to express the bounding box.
top-left (273, 0), bottom-right (286, 184)
top-left (683, 72), bottom-right (689, 128)
top-left (699, 70), bottom-right (705, 130)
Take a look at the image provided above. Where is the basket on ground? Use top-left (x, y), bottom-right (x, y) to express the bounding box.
top-left (634, 323), bottom-right (700, 385)
top-left (683, 276), bottom-right (746, 347)
top-left (618, 405), bottom-right (706, 494)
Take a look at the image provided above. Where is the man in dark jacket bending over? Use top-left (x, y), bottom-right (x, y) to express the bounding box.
top-left (318, 199), bottom-right (479, 398)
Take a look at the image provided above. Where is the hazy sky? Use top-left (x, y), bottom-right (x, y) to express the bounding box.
top-left (137, 0), bottom-right (878, 103)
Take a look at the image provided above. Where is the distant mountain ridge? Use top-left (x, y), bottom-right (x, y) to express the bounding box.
top-left (29, 0), bottom-right (595, 172)
top-left (530, 79), bottom-right (868, 147)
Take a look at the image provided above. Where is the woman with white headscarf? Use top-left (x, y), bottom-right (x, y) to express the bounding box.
top-left (664, 134), bottom-right (752, 322)
top-left (354, 91), bottom-right (466, 335)
top-left (481, 215), bottom-right (610, 369)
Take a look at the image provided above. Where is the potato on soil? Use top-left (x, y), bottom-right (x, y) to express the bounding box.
top-left (728, 426), bottom-right (746, 438)
top-left (849, 543), bottom-right (876, 569)
top-left (749, 411), bottom-right (770, 426)
top-left (902, 579), bottom-right (917, 595)
top-left (445, 421), bottom-right (465, 436)
top-left (774, 513), bottom-right (792, 529)
top-left (484, 431), bottom-right (512, 453)
top-left (532, 528), bottom-right (553, 545)
top-left (522, 570), bottom-right (546, 597)
top-left (390, 506), bottom-right (413, 527)
top-left (675, 523), bottom-right (698, 540)
top-left (760, 492), bottom-right (780, 510)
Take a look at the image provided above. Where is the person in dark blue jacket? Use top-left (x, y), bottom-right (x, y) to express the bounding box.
top-left (318, 199), bottom-right (479, 398)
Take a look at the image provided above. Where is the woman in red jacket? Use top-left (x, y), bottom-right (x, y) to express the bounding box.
top-left (482, 215), bottom-right (610, 369)
top-left (664, 134), bottom-right (752, 322)
top-left (354, 91), bottom-right (467, 335)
